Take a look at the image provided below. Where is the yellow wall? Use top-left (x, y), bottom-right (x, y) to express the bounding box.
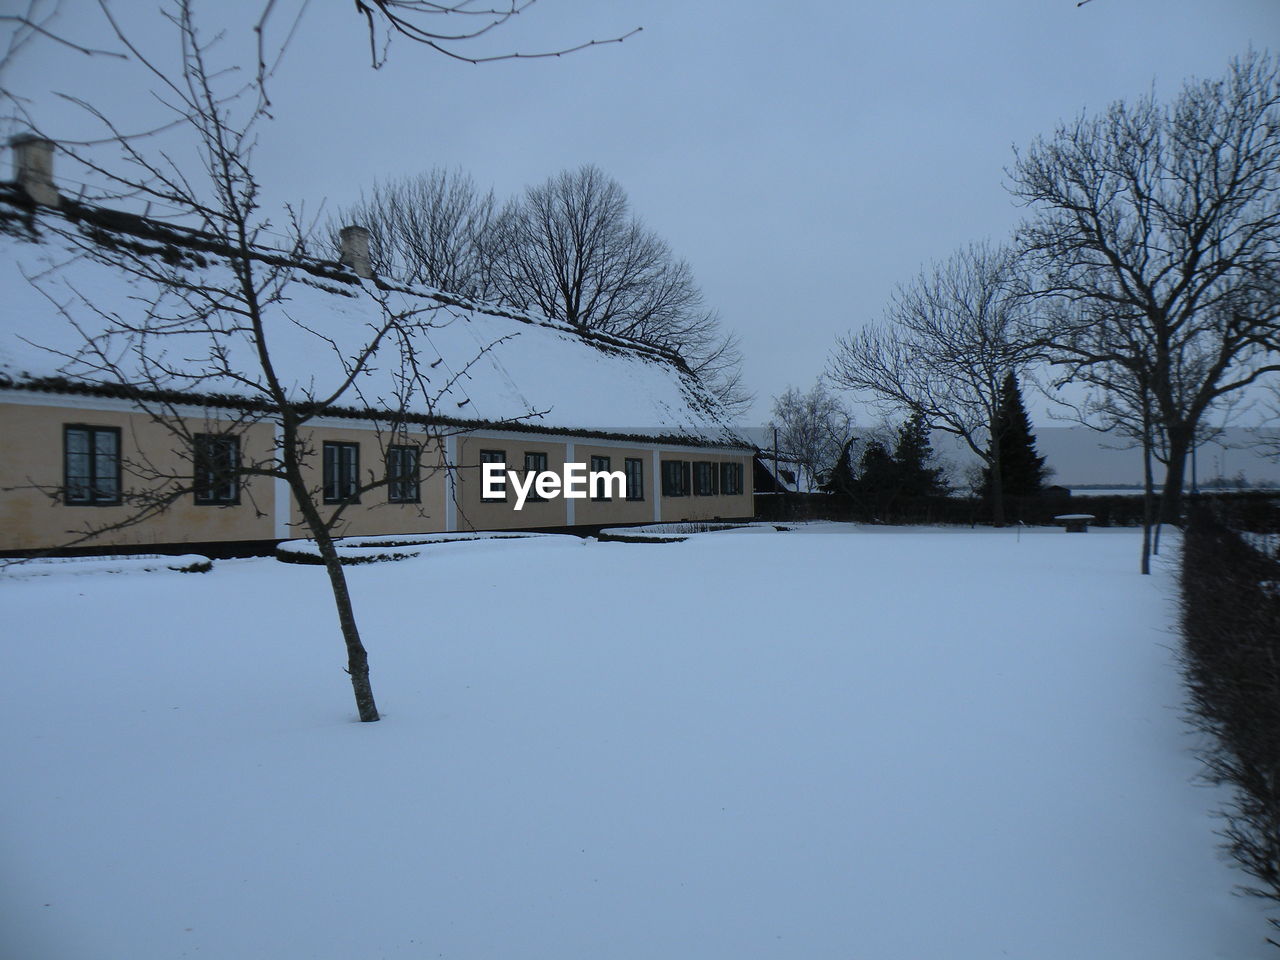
top-left (0, 401), bottom-right (275, 551)
top-left (291, 424), bottom-right (447, 540)
top-left (658, 452), bottom-right (754, 523)
top-left (570, 444), bottom-right (653, 527)
top-left (0, 397), bottom-right (755, 551)
top-left (455, 436), bottom-right (754, 530)
top-left (454, 435), bottom-right (569, 530)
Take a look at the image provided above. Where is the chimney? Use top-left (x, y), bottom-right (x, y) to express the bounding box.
top-left (10, 134), bottom-right (59, 207)
top-left (339, 225), bottom-right (372, 279)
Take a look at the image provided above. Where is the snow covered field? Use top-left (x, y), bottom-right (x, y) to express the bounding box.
top-left (1, 525), bottom-right (1270, 958)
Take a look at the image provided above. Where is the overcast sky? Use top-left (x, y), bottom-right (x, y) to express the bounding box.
top-left (5, 0), bottom-right (1279, 426)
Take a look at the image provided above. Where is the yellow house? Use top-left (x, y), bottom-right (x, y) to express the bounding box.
top-left (0, 139), bottom-right (753, 555)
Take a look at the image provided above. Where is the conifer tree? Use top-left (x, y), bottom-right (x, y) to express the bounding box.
top-left (822, 437), bottom-right (858, 499)
top-left (983, 373), bottom-right (1047, 497)
top-left (892, 413), bottom-right (950, 497)
top-left (851, 439), bottom-right (899, 517)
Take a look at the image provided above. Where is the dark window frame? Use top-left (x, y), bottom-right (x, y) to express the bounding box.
top-left (661, 459), bottom-right (690, 498)
top-left (193, 433), bottom-right (241, 506)
top-left (323, 441), bottom-right (361, 505)
top-left (589, 455), bottom-right (613, 502)
top-left (694, 461), bottom-right (719, 497)
top-left (624, 457), bottom-right (644, 502)
top-left (524, 451), bottom-right (549, 502)
top-left (386, 444), bottom-right (421, 504)
top-left (480, 449), bottom-right (507, 502)
top-left (63, 424), bottom-right (122, 506)
top-left (721, 461), bottom-right (743, 496)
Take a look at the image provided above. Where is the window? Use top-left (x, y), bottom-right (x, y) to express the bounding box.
top-left (590, 455), bottom-right (612, 501)
top-left (64, 425), bottom-right (121, 505)
top-left (661, 459), bottom-right (690, 497)
top-left (386, 444), bottom-right (420, 504)
top-left (624, 457), bottom-right (644, 502)
top-left (694, 461), bottom-right (719, 497)
top-left (193, 433), bottom-right (239, 505)
top-left (721, 461), bottom-right (744, 496)
top-left (524, 451), bottom-right (548, 501)
top-left (480, 449), bottom-right (507, 502)
top-left (323, 441), bottom-right (360, 504)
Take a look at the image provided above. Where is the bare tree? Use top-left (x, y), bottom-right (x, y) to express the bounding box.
top-left (330, 168), bottom-right (500, 300)
top-left (329, 163), bottom-right (751, 416)
top-left (769, 382), bottom-right (852, 491)
top-left (828, 241), bottom-right (1038, 525)
top-left (15, 1), bottom-right (524, 722)
top-left (494, 165), bottom-right (695, 335)
top-left (1010, 49), bottom-right (1280, 525)
top-left (493, 164), bottom-right (751, 416)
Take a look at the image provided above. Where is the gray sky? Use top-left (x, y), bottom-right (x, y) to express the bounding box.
top-left (5, 0), bottom-right (1279, 425)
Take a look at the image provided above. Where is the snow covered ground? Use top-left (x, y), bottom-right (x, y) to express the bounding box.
top-left (1, 525), bottom-right (1270, 958)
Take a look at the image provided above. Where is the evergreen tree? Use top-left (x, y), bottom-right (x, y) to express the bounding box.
top-left (822, 436), bottom-right (858, 499)
top-left (983, 373), bottom-right (1047, 497)
top-left (851, 439), bottom-right (899, 516)
top-left (892, 413), bottom-right (950, 497)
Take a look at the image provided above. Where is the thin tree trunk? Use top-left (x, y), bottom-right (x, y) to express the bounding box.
top-left (312, 523), bottom-right (380, 722)
top-left (1139, 383), bottom-right (1163, 574)
top-left (280, 418), bottom-right (380, 723)
top-left (1141, 428), bottom-right (1154, 576)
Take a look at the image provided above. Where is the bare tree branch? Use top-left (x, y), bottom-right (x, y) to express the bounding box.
top-left (347, 0), bottom-right (642, 70)
top-left (1011, 49), bottom-right (1280, 524)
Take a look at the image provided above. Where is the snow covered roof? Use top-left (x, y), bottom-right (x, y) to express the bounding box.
top-left (755, 454), bottom-right (817, 494)
top-left (0, 184), bottom-right (749, 449)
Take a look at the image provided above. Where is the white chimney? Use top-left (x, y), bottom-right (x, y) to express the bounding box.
top-left (10, 134), bottom-right (59, 207)
top-left (339, 225), bottom-right (372, 279)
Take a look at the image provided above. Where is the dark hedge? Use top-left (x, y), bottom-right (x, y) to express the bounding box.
top-left (1180, 506), bottom-right (1280, 949)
